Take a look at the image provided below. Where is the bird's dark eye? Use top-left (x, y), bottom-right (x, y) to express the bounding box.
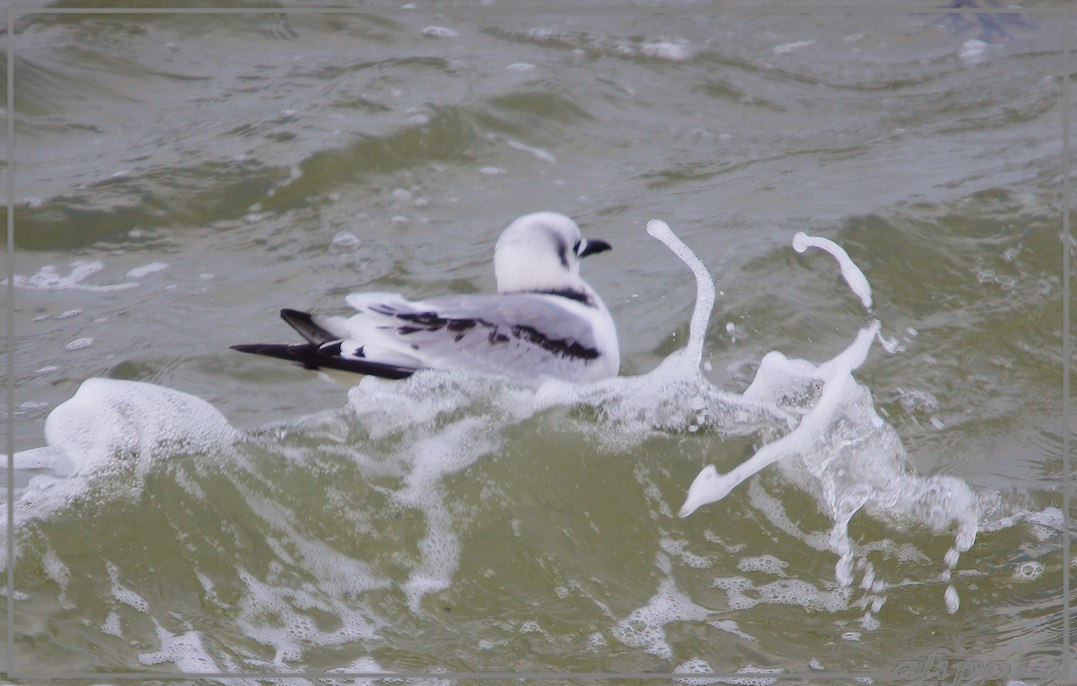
top-left (573, 240), bottom-right (582, 254)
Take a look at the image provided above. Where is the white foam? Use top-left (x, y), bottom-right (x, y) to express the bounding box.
top-left (1, 379), bottom-right (242, 573)
top-left (138, 620), bottom-right (222, 672)
top-left (666, 227), bottom-right (989, 615)
top-left (126, 262), bottom-right (168, 278)
top-left (958, 39), bottom-right (988, 66)
top-left (675, 660), bottom-right (781, 686)
top-left (640, 41), bottom-right (692, 62)
top-left (876, 330), bottom-right (903, 354)
top-left (944, 584), bottom-right (960, 614)
top-left (859, 611), bottom-right (880, 631)
top-left (346, 373), bottom-right (502, 612)
top-left (674, 658), bottom-right (721, 685)
top-left (943, 547), bottom-right (960, 569)
top-left (330, 232), bottom-right (361, 251)
top-left (11, 445), bottom-right (70, 471)
top-left (896, 387), bottom-right (939, 413)
top-left (329, 656), bottom-right (395, 686)
top-left (422, 25), bottom-right (459, 39)
top-left (726, 666), bottom-right (783, 686)
top-left (107, 561), bottom-right (150, 613)
top-left (42, 547), bottom-right (70, 589)
top-left (234, 560), bottom-right (384, 664)
top-left (10, 261), bottom-right (140, 291)
top-left (858, 561), bottom-right (876, 590)
top-left (714, 575), bottom-right (850, 613)
top-left (42, 547), bottom-right (74, 609)
top-left (774, 40), bottom-right (814, 54)
top-left (647, 219), bottom-right (716, 371)
top-left (710, 619), bottom-right (755, 641)
top-left (44, 378), bottom-right (238, 475)
top-left (736, 554), bottom-right (788, 576)
top-left (1012, 561), bottom-right (1044, 582)
top-left (171, 462), bottom-right (207, 500)
top-left (977, 500), bottom-right (1062, 538)
top-left (792, 232), bottom-right (872, 309)
top-left (745, 480), bottom-right (830, 552)
top-left (232, 480), bottom-right (391, 623)
top-left (680, 322), bottom-right (879, 517)
top-left (101, 611), bottom-right (123, 637)
top-left (507, 139), bottom-right (556, 163)
top-left (65, 337), bottom-right (94, 351)
top-left (195, 571), bottom-right (216, 598)
top-left (613, 556), bottom-right (711, 660)
top-left (660, 537), bottom-right (713, 569)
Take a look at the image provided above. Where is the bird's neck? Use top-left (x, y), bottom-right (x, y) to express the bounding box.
top-left (526, 287), bottom-right (596, 306)
top-left (500, 278), bottom-right (604, 309)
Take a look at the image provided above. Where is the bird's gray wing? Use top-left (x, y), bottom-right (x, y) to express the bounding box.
top-left (343, 293), bottom-right (607, 382)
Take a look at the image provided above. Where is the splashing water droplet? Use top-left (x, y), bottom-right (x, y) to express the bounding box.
top-left (944, 584), bottom-right (960, 614)
top-left (646, 219), bottom-right (716, 370)
top-left (793, 232), bottom-right (872, 310)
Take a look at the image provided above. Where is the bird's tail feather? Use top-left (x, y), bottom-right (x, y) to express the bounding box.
top-left (230, 342), bottom-right (415, 379)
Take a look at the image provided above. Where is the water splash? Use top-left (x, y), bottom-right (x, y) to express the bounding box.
top-left (646, 219), bottom-right (715, 370)
top-left (677, 231), bottom-right (985, 614)
top-left (43, 378), bottom-right (238, 476)
top-left (791, 231), bottom-right (872, 310)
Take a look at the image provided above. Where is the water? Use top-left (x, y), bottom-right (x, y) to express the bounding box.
top-left (3, 4), bottom-right (1070, 683)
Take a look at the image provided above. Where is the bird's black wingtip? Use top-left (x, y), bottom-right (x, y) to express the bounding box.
top-left (230, 342), bottom-right (323, 368)
top-left (230, 341), bottom-right (417, 379)
top-left (279, 308), bottom-right (338, 346)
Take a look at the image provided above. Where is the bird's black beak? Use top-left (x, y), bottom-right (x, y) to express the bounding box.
top-left (578, 239), bottom-right (611, 258)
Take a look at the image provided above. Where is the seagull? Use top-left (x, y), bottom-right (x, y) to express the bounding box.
top-left (232, 212), bottom-right (620, 383)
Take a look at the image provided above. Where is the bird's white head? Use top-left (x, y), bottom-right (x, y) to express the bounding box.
top-left (494, 212), bottom-right (611, 296)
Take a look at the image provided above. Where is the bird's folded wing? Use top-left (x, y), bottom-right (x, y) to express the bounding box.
top-left (337, 293), bottom-right (605, 381)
